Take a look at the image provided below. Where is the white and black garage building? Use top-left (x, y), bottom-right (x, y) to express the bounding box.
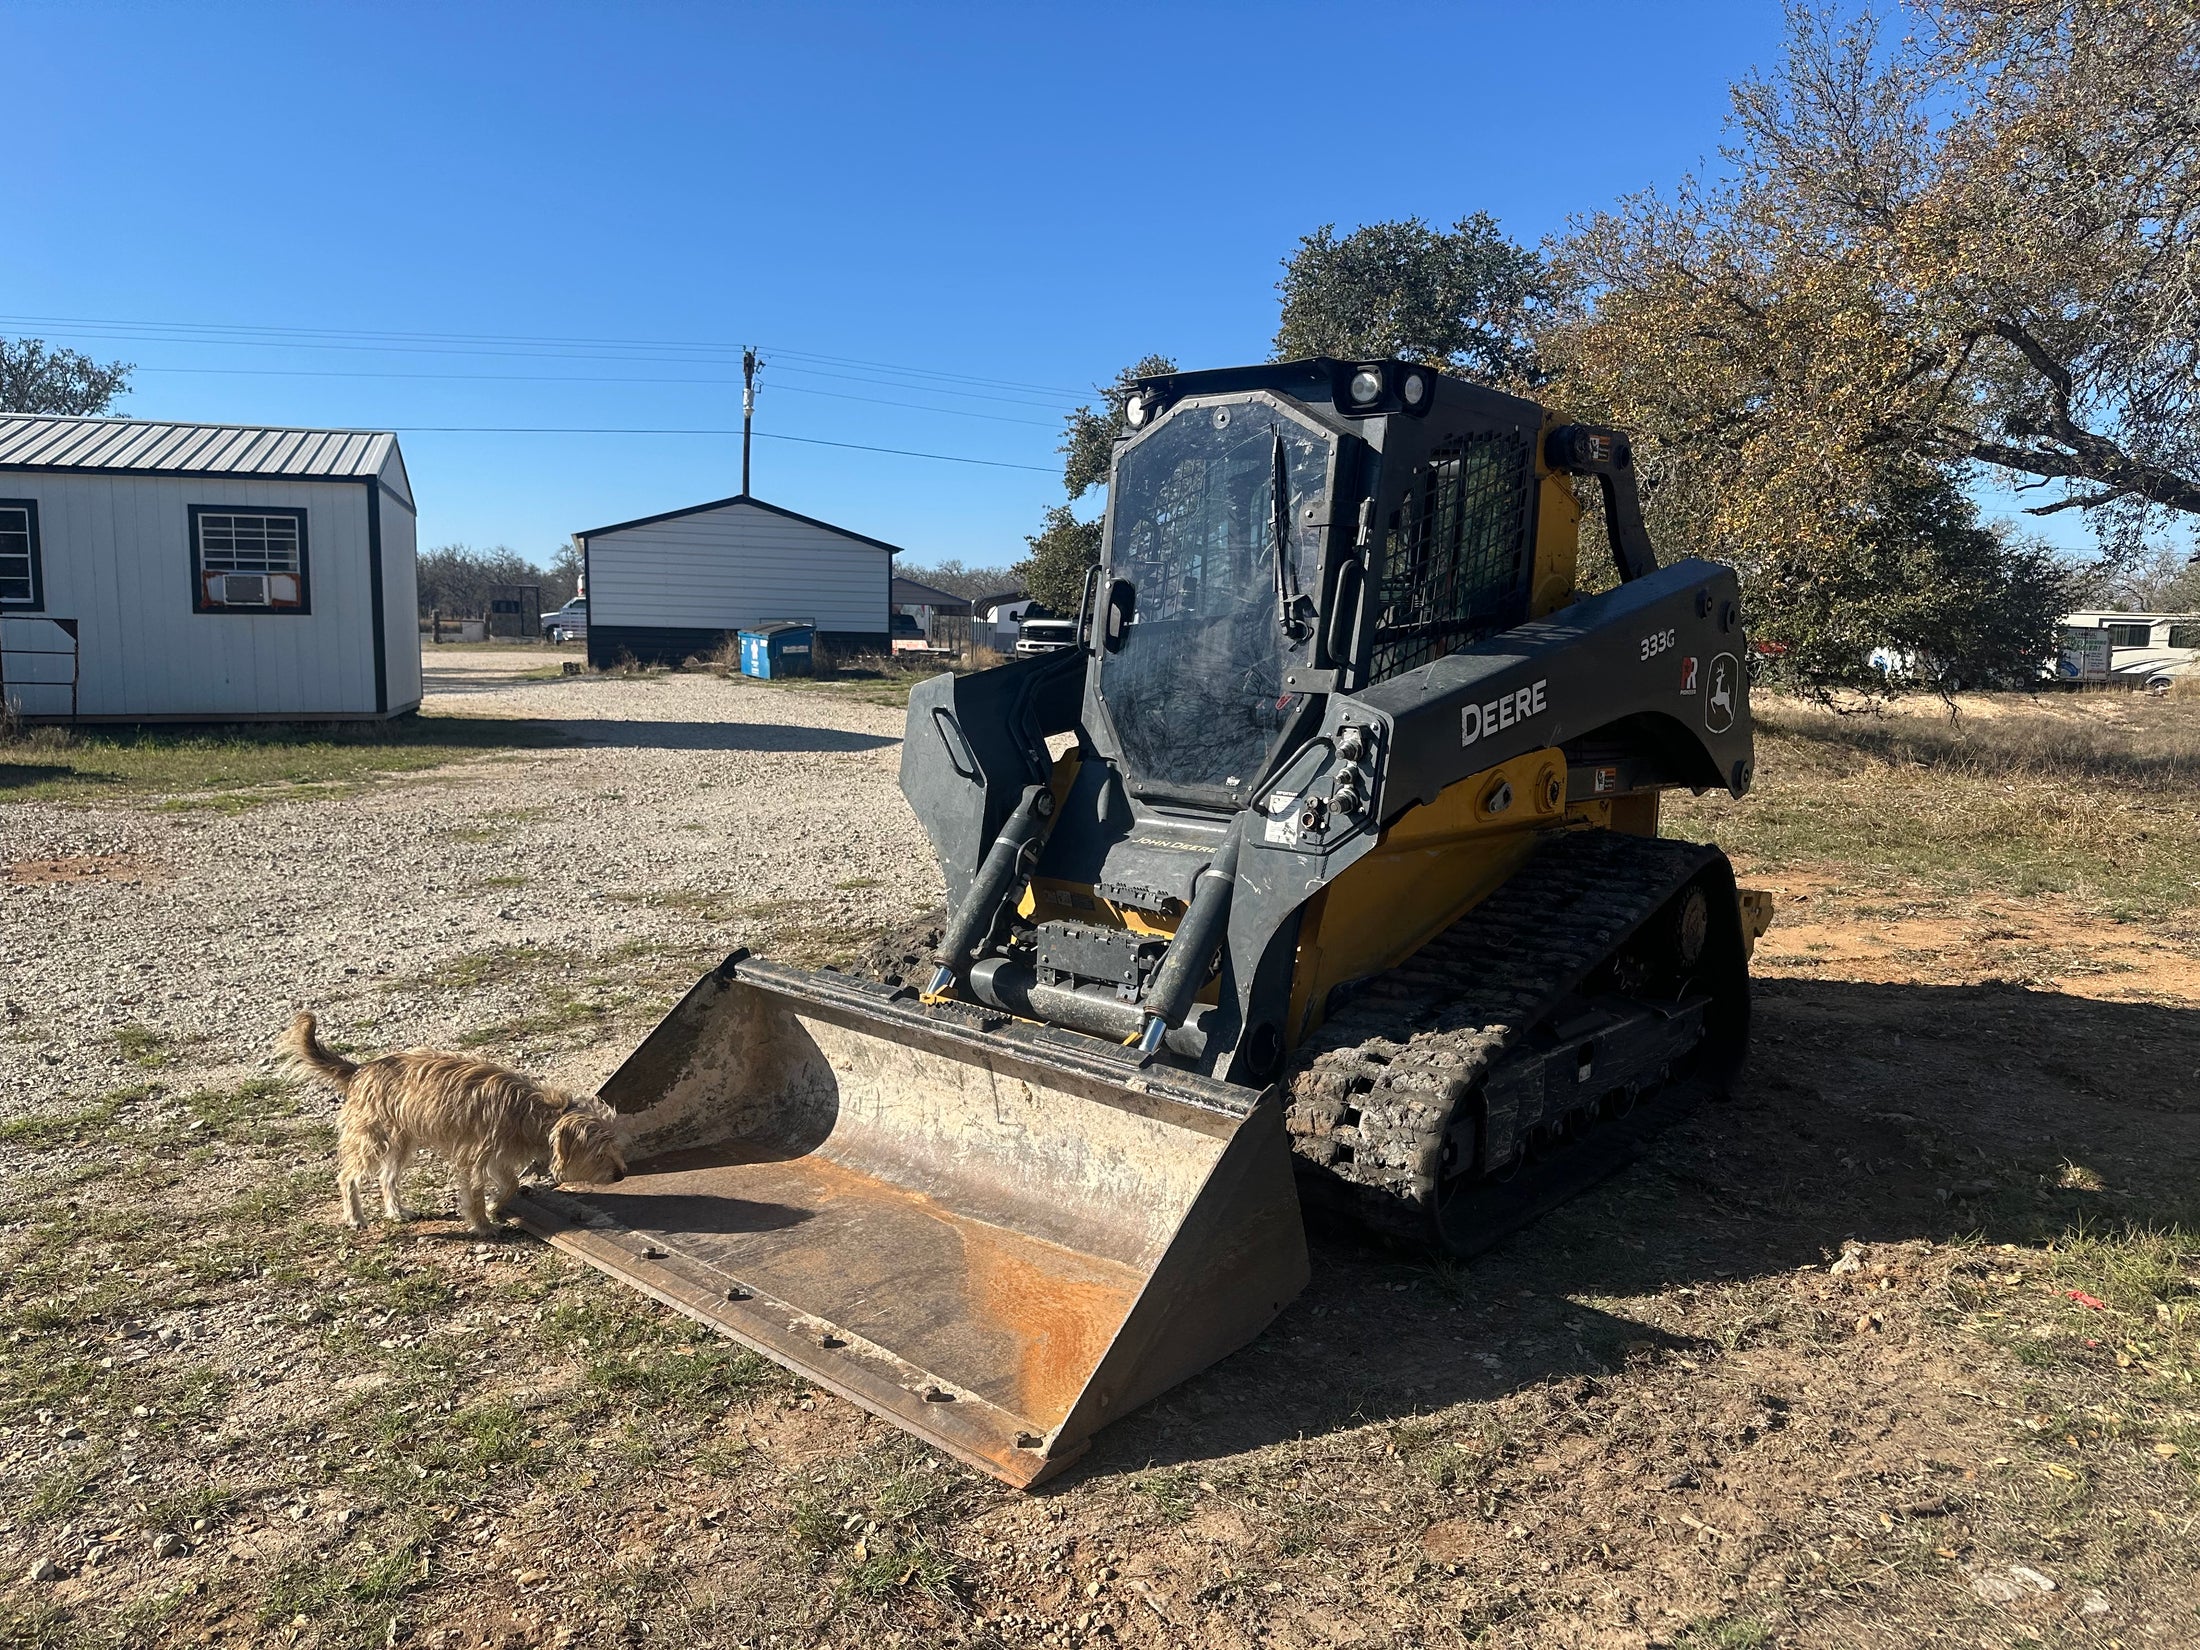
top-left (0, 414), bottom-right (420, 720)
top-left (577, 492), bottom-right (897, 668)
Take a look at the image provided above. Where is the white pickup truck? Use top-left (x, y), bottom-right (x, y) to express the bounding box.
top-left (542, 598), bottom-right (588, 643)
top-left (1015, 617), bottom-right (1077, 656)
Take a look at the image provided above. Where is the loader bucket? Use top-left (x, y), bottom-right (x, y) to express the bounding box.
top-left (512, 954), bottom-right (1309, 1487)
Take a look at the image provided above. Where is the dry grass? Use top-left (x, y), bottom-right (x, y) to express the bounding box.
top-left (1668, 691), bottom-right (2200, 914)
top-left (684, 633), bottom-right (1004, 707)
top-left (0, 716), bottom-right (565, 809)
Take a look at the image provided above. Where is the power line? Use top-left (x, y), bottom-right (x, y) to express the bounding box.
top-left (1, 311), bottom-right (1084, 473)
top-left (127, 364), bottom-right (1063, 427)
top-left (0, 313), bottom-right (1088, 398)
top-left (29, 327), bottom-right (1073, 411)
top-left (387, 423), bottom-right (1057, 473)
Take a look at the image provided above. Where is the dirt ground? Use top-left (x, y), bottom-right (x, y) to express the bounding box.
top-left (3, 656), bottom-right (2196, 1649)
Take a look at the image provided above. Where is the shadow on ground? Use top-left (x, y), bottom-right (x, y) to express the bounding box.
top-left (1084, 978), bottom-right (2200, 1481)
top-left (0, 763), bottom-right (93, 790)
top-left (545, 718), bottom-right (898, 754)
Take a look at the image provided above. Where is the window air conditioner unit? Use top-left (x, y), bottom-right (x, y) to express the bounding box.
top-left (220, 573), bottom-right (269, 605)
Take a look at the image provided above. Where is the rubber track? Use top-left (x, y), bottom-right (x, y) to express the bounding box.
top-left (1283, 829), bottom-right (1726, 1250)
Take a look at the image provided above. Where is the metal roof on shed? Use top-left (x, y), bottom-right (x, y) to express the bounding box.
top-left (0, 414), bottom-right (412, 508)
top-left (892, 576), bottom-right (973, 612)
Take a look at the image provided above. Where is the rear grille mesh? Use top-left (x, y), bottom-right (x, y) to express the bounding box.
top-left (1368, 429), bottom-right (1533, 682)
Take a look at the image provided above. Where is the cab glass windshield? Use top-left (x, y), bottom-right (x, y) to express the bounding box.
top-left (1100, 398), bottom-right (1332, 796)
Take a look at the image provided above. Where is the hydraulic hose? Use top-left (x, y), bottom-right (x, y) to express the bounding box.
top-left (1134, 818), bottom-right (1245, 1054)
top-left (927, 783), bottom-right (1056, 999)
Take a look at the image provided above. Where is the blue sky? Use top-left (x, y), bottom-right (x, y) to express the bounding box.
top-left (7, 1), bottom-right (1809, 570)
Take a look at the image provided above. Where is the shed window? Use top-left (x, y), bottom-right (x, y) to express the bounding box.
top-left (191, 506), bottom-right (309, 613)
top-left (0, 500), bottom-right (41, 610)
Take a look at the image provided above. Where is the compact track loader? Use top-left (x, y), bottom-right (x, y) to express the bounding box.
top-left (517, 359), bottom-right (1769, 1487)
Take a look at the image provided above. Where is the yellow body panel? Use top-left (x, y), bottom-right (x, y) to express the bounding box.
top-left (1282, 747), bottom-right (1602, 1046)
top-left (1529, 413), bottom-right (1583, 619)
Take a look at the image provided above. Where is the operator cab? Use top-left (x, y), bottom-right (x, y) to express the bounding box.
top-left (1085, 358), bottom-right (1551, 812)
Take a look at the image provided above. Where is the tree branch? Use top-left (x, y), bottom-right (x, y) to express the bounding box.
top-left (1939, 425), bottom-right (2200, 516)
top-left (2024, 488), bottom-right (2129, 515)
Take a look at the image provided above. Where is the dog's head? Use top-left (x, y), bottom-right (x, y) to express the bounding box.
top-left (548, 1109), bottom-right (628, 1186)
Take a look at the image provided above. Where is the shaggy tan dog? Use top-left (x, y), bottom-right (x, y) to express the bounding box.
top-left (282, 1012), bottom-right (626, 1234)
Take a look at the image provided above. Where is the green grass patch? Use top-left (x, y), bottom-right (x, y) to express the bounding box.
top-left (837, 1535), bottom-right (956, 1601)
top-left (445, 803), bottom-right (555, 843)
top-left (610, 891), bottom-right (889, 970)
top-left (585, 1336), bottom-right (780, 1409)
top-left (179, 1076), bottom-right (307, 1146)
top-left (2047, 1223), bottom-right (2200, 1317)
top-left (0, 1083), bottom-right (159, 1150)
top-left (139, 1481), bottom-right (239, 1534)
top-left (782, 1440), bottom-right (965, 1604)
top-left (388, 1397), bottom-right (541, 1477)
top-left (1131, 1467), bottom-right (1199, 1523)
top-left (20, 1451), bottom-right (110, 1523)
top-left (261, 1522), bottom-right (430, 1649)
top-left (0, 713), bottom-right (567, 807)
top-left (1676, 1617), bottom-right (1773, 1650)
top-left (455, 985), bottom-right (632, 1050)
top-left (403, 941), bottom-right (582, 992)
top-left (111, 1023), bottom-right (176, 1067)
top-left (1394, 1416), bottom-right (1506, 1491)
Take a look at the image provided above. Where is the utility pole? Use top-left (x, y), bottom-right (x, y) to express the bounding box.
top-left (741, 346), bottom-right (761, 496)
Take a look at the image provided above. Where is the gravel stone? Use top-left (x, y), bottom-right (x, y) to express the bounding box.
top-left (0, 656), bottom-right (940, 1109)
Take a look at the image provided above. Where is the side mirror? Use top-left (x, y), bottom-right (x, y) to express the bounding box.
top-left (1103, 579), bottom-right (1136, 653)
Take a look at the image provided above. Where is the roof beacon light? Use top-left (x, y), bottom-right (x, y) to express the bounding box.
top-left (1348, 368), bottom-right (1383, 405)
top-left (1400, 371), bottom-right (1428, 407)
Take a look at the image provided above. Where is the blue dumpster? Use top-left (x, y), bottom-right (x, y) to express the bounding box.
top-left (737, 621), bottom-right (816, 679)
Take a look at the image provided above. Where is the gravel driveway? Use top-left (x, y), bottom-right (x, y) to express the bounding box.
top-left (1, 653), bottom-right (938, 1115)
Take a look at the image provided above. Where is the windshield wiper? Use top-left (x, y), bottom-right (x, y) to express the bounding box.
top-left (1270, 428), bottom-right (1310, 641)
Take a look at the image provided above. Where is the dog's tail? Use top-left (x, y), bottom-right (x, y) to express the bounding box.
top-left (281, 1012), bottom-right (359, 1090)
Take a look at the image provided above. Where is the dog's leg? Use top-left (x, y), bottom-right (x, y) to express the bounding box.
top-left (457, 1170), bottom-right (499, 1236)
top-left (341, 1171), bottom-right (369, 1229)
top-left (378, 1141), bottom-right (413, 1223)
top-left (336, 1127), bottom-right (373, 1229)
top-left (484, 1164), bottom-right (521, 1223)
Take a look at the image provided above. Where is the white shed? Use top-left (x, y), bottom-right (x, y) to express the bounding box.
top-left (0, 415), bottom-right (420, 721)
top-left (576, 493), bottom-right (897, 668)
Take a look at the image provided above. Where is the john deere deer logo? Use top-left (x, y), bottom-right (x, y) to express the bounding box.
top-left (1704, 653), bottom-right (1739, 733)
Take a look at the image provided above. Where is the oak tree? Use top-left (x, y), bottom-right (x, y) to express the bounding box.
top-left (1, 338), bottom-right (133, 416)
top-left (1553, 1), bottom-right (2200, 549)
top-left (1272, 215), bottom-right (1548, 386)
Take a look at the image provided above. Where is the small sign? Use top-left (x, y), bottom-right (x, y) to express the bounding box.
top-left (1679, 655), bottom-right (1698, 694)
top-left (2057, 629), bottom-right (2110, 682)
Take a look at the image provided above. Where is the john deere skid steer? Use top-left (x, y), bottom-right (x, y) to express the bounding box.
top-left (516, 359), bottom-right (1768, 1486)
